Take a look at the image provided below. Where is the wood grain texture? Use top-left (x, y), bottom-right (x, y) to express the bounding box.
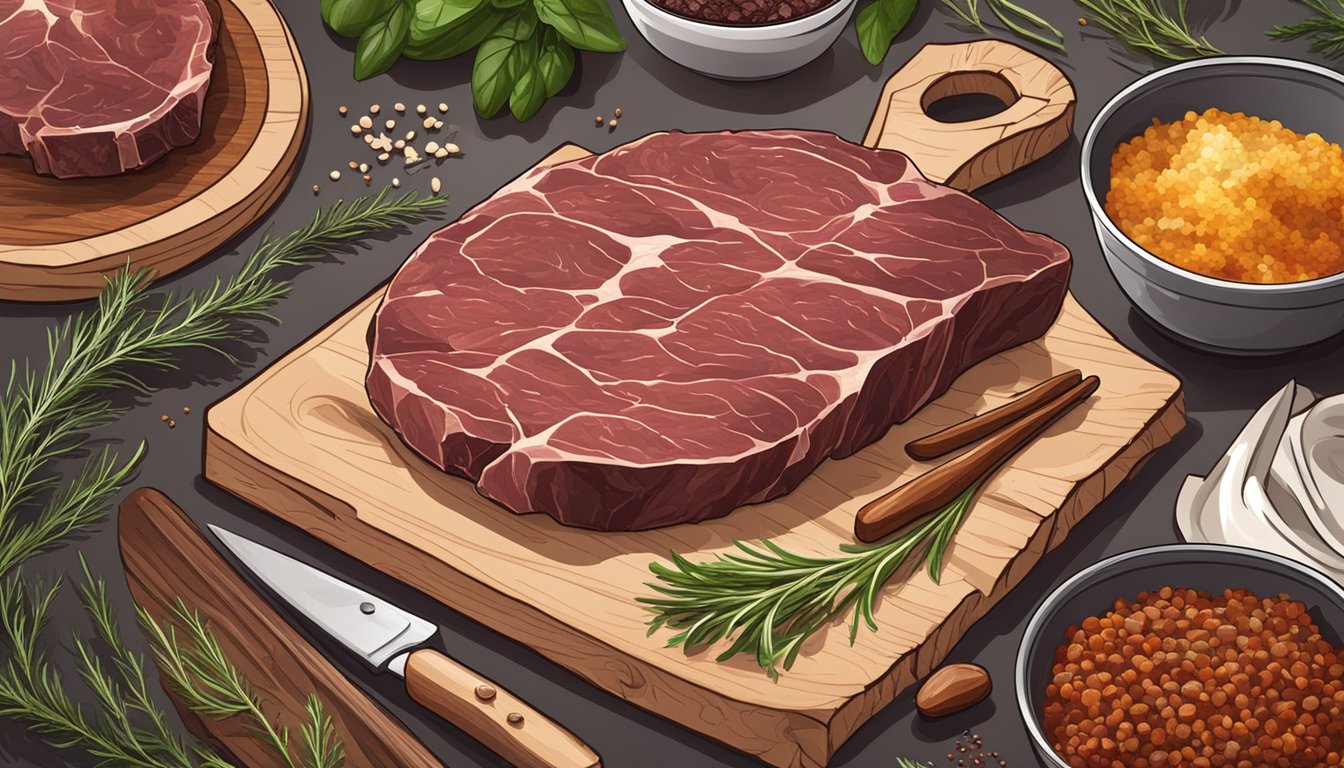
top-left (0, 0), bottom-right (307, 303)
top-left (118, 488), bottom-right (444, 768)
top-left (404, 649), bottom-right (601, 768)
top-left (862, 40), bottom-right (1076, 191)
top-left (203, 45), bottom-right (1173, 766)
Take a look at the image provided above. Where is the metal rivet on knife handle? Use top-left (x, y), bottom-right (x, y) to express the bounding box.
top-left (475, 684), bottom-right (496, 701)
top-left (359, 601), bottom-right (375, 615)
top-left (508, 712), bottom-right (525, 726)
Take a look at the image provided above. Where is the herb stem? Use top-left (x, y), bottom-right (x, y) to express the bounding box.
top-left (1269, 0), bottom-right (1344, 56)
top-left (1075, 0), bottom-right (1224, 60)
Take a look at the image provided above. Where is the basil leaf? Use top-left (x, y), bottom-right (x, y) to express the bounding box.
top-left (406, 0), bottom-right (503, 59)
top-left (533, 0), bottom-right (626, 53)
top-left (856, 0), bottom-right (917, 66)
top-left (322, 0), bottom-right (398, 37)
top-left (354, 1), bottom-right (411, 79)
top-left (537, 28), bottom-right (576, 97)
top-left (510, 69), bottom-right (548, 121)
top-left (492, 0), bottom-right (530, 8)
top-left (472, 10), bottom-right (541, 118)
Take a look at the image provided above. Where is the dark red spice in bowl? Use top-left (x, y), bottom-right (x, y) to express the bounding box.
top-left (645, 0), bottom-right (838, 25)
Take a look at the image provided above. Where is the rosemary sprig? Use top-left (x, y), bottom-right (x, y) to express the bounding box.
top-left (140, 600), bottom-right (345, 768)
top-left (1269, 0), bottom-right (1344, 55)
top-left (941, 0), bottom-right (1068, 52)
top-left (1075, 0), bottom-right (1224, 60)
top-left (641, 482), bottom-right (980, 681)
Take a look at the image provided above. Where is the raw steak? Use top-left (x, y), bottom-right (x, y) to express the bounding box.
top-left (0, 0), bottom-right (218, 178)
top-left (368, 130), bottom-right (1071, 531)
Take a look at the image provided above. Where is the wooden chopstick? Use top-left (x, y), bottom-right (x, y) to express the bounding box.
top-left (906, 370), bottom-right (1084, 461)
top-left (855, 375), bottom-right (1101, 543)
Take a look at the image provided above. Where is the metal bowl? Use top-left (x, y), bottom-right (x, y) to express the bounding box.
top-left (1015, 544), bottom-right (1344, 768)
top-left (620, 0), bottom-right (856, 81)
top-left (1080, 57), bottom-right (1344, 355)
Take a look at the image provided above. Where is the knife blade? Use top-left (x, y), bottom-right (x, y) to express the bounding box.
top-left (209, 525), bottom-right (600, 768)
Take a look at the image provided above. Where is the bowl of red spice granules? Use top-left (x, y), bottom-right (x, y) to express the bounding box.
top-left (621, 0), bottom-right (855, 80)
top-left (1016, 544), bottom-right (1344, 768)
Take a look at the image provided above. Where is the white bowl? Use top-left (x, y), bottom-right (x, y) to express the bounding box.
top-left (620, 0), bottom-right (856, 80)
top-left (1081, 57), bottom-right (1344, 355)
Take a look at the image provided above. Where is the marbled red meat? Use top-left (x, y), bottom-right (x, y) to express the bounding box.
top-left (367, 130), bottom-right (1071, 530)
top-left (0, 0), bottom-right (218, 178)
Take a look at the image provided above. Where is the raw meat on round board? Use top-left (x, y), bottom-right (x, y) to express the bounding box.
top-left (0, 0), bottom-right (218, 178)
top-left (367, 129), bottom-right (1072, 531)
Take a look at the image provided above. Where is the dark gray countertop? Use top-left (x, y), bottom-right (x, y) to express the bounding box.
top-left (3, 1), bottom-right (1342, 766)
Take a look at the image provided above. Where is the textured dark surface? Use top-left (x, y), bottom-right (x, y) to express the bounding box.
top-left (368, 128), bottom-right (1069, 530)
top-left (1, 1), bottom-right (1341, 766)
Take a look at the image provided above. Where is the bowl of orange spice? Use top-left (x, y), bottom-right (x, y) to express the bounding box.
top-left (1081, 57), bottom-right (1344, 354)
top-left (1016, 544), bottom-right (1344, 768)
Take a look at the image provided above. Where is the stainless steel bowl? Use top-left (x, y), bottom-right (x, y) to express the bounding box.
top-left (1015, 544), bottom-right (1344, 768)
top-left (621, 0), bottom-right (856, 81)
top-left (1081, 57), bottom-right (1344, 355)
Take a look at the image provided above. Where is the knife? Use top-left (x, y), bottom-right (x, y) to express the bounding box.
top-left (208, 525), bottom-right (601, 768)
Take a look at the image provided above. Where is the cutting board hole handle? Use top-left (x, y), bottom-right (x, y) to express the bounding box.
top-left (921, 71), bottom-right (1018, 124)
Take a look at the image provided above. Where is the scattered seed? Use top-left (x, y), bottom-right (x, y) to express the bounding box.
top-left (1078, 16), bottom-right (1086, 24)
top-left (183, 406), bottom-right (191, 414)
top-left (595, 115), bottom-right (603, 125)
top-left (329, 170), bottom-right (341, 181)
top-left (359, 115), bottom-right (373, 129)
top-left (431, 177), bottom-right (441, 193)
top-left (168, 419), bottom-right (176, 429)
top-left (312, 183), bottom-right (319, 194)
top-left (370, 104), bottom-right (380, 115)
top-left (433, 120), bottom-right (444, 130)
top-left (614, 107), bottom-right (623, 118)
top-left (362, 173), bottom-right (372, 185)
top-left (378, 152), bottom-right (391, 162)
top-left (443, 142), bottom-right (460, 155)
top-left (395, 102), bottom-right (406, 112)
top-left (363, 134), bottom-right (375, 145)
top-left (351, 124), bottom-right (362, 135)
top-left (394, 139), bottom-right (406, 149)
top-left (416, 104), bottom-right (427, 115)
top-left (426, 141), bottom-right (440, 154)
top-left (435, 147), bottom-right (449, 158)
top-left (385, 119), bottom-right (396, 130)
top-left (338, 105), bottom-right (348, 116)
top-left (348, 160), bottom-right (358, 170)
top-left (609, 118), bottom-right (618, 128)
top-left (161, 414), bottom-right (169, 422)
top-left (392, 177), bottom-right (401, 188)
top-left (423, 116), bottom-right (436, 129)
top-left (405, 130), bottom-right (416, 140)
top-left (359, 162), bottom-right (370, 173)
top-left (438, 102), bottom-right (448, 113)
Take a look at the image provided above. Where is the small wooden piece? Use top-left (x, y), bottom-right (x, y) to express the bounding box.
top-left (405, 650), bottom-right (600, 768)
top-left (0, 0), bottom-right (307, 302)
top-left (118, 488), bottom-right (443, 768)
top-left (863, 40), bottom-right (1076, 191)
top-left (857, 376), bottom-right (1101, 542)
top-left (906, 369), bottom-right (1083, 459)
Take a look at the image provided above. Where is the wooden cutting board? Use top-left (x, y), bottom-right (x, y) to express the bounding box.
top-left (0, 0), bottom-right (307, 303)
top-left (204, 41), bottom-right (1183, 768)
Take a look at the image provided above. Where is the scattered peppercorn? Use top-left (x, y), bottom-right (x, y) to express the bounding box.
top-left (648, 0), bottom-right (833, 24)
top-left (338, 105), bottom-right (348, 116)
top-left (609, 119), bottom-right (618, 128)
top-left (1043, 586), bottom-right (1344, 768)
top-left (312, 184), bottom-right (319, 194)
top-left (160, 415), bottom-right (169, 422)
top-left (614, 107), bottom-right (623, 118)
top-left (167, 419), bottom-right (176, 429)
top-left (1078, 17), bottom-right (1086, 25)
top-left (183, 406), bottom-right (191, 414)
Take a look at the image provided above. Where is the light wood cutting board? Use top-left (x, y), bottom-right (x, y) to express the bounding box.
top-left (204, 41), bottom-right (1184, 768)
top-left (0, 0), bottom-right (307, 303)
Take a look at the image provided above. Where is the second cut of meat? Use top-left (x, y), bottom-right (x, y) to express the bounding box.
top-left (368, 130), bottom-right (1071, 531)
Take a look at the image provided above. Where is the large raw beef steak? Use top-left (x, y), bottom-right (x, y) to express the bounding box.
top-left (0, 0), bottom-right (218, 178)
top-left (368, 130), bottom-right (1071, 531)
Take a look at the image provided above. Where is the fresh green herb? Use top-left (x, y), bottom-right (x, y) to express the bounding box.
top-left (140, 600), bottom-right (346, 768)
top-left (1075, 0), bottom-right (1223, 60)
top-left (0, 189), bottom-right (446, 767)
top-left (1269, 0), bottom-right (1344, 55)
top-left (641, 481), bottom-right (981, 681)
top-left (856, 0), bottom-right (920, 65)
top-left (941, 0), bottom-right (1066, 52)
top-left (324, 0), bottom-right (624, 121)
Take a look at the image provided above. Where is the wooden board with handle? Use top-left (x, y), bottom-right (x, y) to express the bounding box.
top-left (204, 41), bottom-right (1183, 768)
top-left (0, 0), bottom-right (307, 303)
top-left (119, 488), bottom-right (445, 768)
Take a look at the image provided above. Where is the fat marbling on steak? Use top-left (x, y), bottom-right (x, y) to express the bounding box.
top-left (0, 0), bottom-right (218, 178)
top-left (368, 130), bottom-right (1071, 531)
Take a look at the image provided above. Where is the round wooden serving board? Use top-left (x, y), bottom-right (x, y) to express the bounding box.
top-left (0, 0), bottom-right (308, 303)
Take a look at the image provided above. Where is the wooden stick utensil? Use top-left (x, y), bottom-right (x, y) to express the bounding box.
top-left (906, 370), bottom-right (1084, 460)
top-left (855, 375), bottom-right (1101, 543)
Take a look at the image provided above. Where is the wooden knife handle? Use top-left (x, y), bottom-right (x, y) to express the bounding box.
top-left (855, 375), bottom-right (1100, 543)
top-left (906, 370), bottom-right (1083, 461)
top-left (404, 648), bottom-right (600, 768)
